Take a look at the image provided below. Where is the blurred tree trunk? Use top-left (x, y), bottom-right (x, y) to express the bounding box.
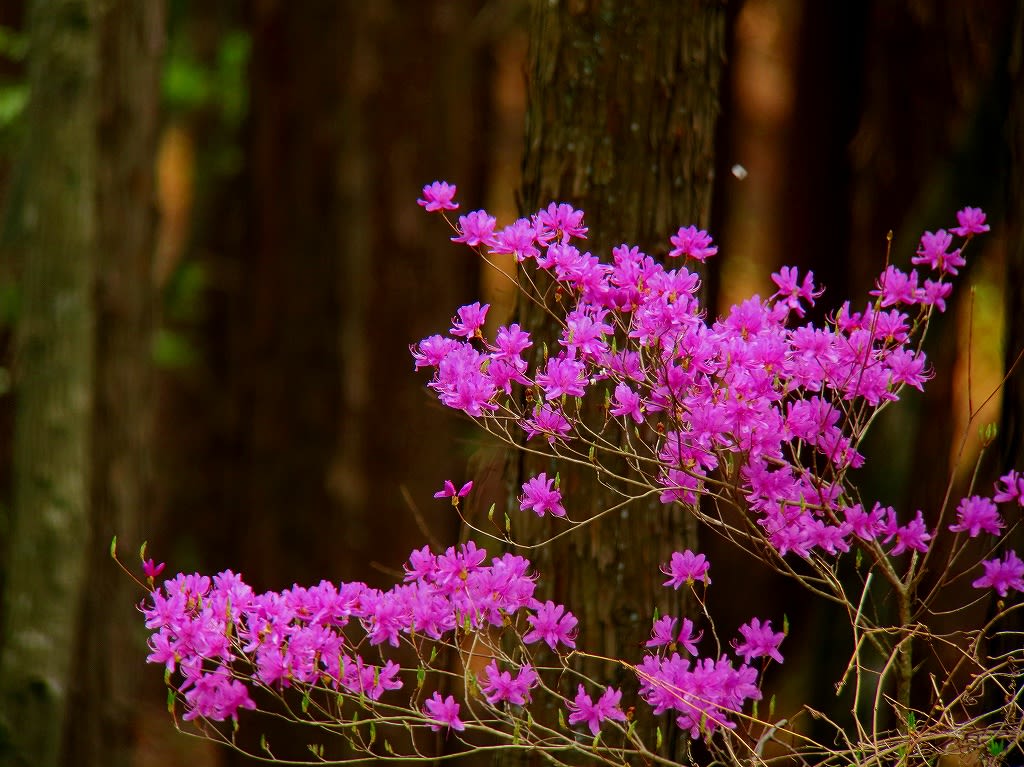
top-left (146, 2), bottom-right (493, 763)
top-left (159, 0), bottom-right (489, 595)
top-left (1001, 0), bottom-right (1024, 479)
top-left (493, 0), bottom-right (726, 760)
top-left (0, 2), bottom-right (97, 766)
top-left (850, 1), bottom-right (1014, 515)
top-left (0, 3), bottom-right (163, 766)
top-left (846, 0), bottom-right (1015, 724)
top-left (986, 2), bottom-right (1024, 745)
top-left (330, 0), bottom-right (491, 579)
top-left (63, 3), bottom-right (164, 767)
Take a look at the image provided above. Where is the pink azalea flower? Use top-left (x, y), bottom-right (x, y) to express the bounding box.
top-left (523, 600), bottom-right (577, 649)
top-left (733, 618), bottom-right (785, 664)
top-left (480, 661), bottom-right (538, 706)
top-left (434, 480), bottom-right (473, 499)
top-left (951, 206), bottom-right (990, 237)
top-left (949, 495), bottom-right (1004, 538)
top-left (417, 181), bottom-right (459, 212)
top-left (519, 473), bottom-right (566, 518)
top-left (973, 550), bottom-right (1024, 598)
top-left (450, 302), bottom-right (490, 339)
top-left (912, 230), bottom-right (965, 275)
top-left (668, 225), bottom-right (718, 262)
top-left (451, 210), bottom-right (497, 246)
top-left (661, 550), bottom-right (711, 588)
top-left (567, 684), bottom-right (628, 735)
top-left (423, 691), bottom-right (465, 732)
top-left (994, 470), bottom-right (1024, 506)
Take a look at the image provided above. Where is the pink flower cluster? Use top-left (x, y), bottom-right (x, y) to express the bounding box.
top-left (414, 186), bottom-right (1014, 571)
top-left (139, 190), bottom-right (1020, 753)
top-left (140, 539), bottom-right (783, 742)
top-left (142, 542), bottom-right (553, 724)
top-left (637, 551), bottom-right (784, 738)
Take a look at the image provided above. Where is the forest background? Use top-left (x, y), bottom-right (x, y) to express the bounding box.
top-left (0, 1), bottom-right (1022, 766)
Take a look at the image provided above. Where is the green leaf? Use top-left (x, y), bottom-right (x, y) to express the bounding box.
top-left (487, 502), bottom-right (496, 522)
top-left (139, 541), bottom-right (148, 562)
top-left (416, 665), bottom-right (426, 688)
top-left (656, 725), bottom-right (663, 750)
top-left (260, 733), bottom-right (269, 753)
top-left (110, 535), bottom-right (118, 559)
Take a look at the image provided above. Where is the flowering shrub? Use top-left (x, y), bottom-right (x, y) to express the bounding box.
top-left (124, 187), bottom-right (1024, 764)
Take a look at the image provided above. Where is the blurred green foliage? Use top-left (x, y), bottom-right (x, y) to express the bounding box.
top-left (151, 327), bottom-right (199, 369)
top-left (163, 28), bottom-right (249, 130)
top-left (157, 10), bottom-right (251, 372)
top-left (153, 262), bottom-right (206, 370)
top-left (0, 25), bottom-right (26, 143)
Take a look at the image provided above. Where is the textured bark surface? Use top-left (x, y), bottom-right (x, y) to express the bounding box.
top-left (520, 0), bottom-right (724, 251)
top-left (502, 0), bottom-right (726, 759)
top-left (0, 1), bottom-right (97, 765)
top-left (62, 4), bottom-right (164, 766)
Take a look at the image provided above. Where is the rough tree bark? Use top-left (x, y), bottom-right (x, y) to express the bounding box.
top-left (489, 0), bottom-right (726, 760)
top-left (0, 2), bottom-right (97, 765)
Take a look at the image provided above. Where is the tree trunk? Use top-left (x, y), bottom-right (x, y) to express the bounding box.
top-left (147, 2), bottom-right (493, 763)
top-left (985, 2), bottom-right (1024, 747)
top-left (62, 4), bottom-right (164, 767)
top-left (0, 1), bottom-right (97, 765)
top-left (500, 0), bottom-right (726, 760)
